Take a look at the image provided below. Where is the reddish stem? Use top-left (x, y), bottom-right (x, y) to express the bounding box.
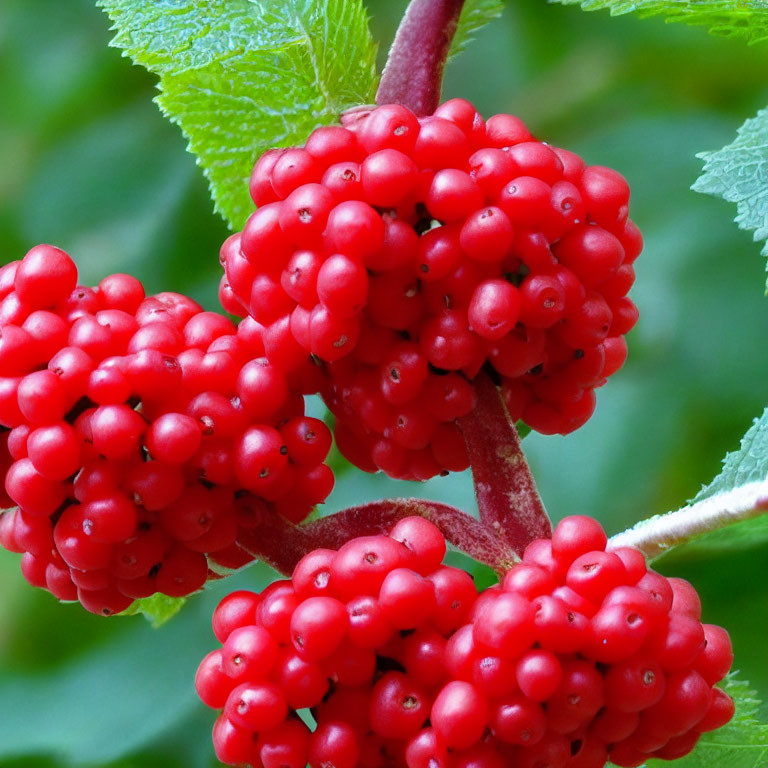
top-left (376, 0), bottom-right (466, 116)
top-left (458, 372), bottom-right (552, 556)
top-left (237, 498), bottom-right (515, 577)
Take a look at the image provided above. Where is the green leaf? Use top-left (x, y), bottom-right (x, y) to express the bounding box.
top-left (655, 408), bottom-right (768, 560)
top-left (550, 0), bottom-right (768, 44)
top-left (693, 108), bottom-right (768, 291)
top-left (643, 675), bottom-right (768, 768)
top-left (610, 409), bottom-right (768, 563)
top-left (121, 593), bottom-right (187, 628)
top-left (98, 0), bottom-right (378, 230)
top-left (694, 408), bottom-right (768, 502)
top-left (450, 0), bottom-right (505, 60)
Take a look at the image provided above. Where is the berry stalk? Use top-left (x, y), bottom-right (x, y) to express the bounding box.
top-left (236, 498), bottom-right (515, 575)
top-left (376, 0), bottom-right (466, 116)
top-left (609, 479), bottom-right (768, 559)
top-left (458, 372), bottom-right (552, 555)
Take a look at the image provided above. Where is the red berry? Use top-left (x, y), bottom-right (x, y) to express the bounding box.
top-left (196, 516), bottom-right (734, 767)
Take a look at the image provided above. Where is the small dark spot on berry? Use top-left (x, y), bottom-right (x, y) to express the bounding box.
top-left (389, 367), bottom-right (400, 381)
top-left (574, 349), bottom-right (585, 359)
top-left (259, 468), bottom-right (270, 478)
top-left (364, 552), bottom-right (378, 564)
top-left (279, 445), bottom-right (288, 455)
top-left (570, 740), bottom-right (583, 756)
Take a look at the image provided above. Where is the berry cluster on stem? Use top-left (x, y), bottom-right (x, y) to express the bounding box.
top-left (198, 515), bottom-right (734, 768)
top-left (220, 97), bottom-right (641, 481)
top-left (0, 246), bottom-right (333, 614)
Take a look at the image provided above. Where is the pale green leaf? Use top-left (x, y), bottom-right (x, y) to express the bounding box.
top-left (610, 409), bottom-right (768, 562)
top-left (693, 108), bottom-right (768, 291)
top-left (654, 408), bottom-right (768, 560)
top-left (121, 593), bottom-right (187, 627)
top-left (694, 408), bottom-right (768, 502)
top-left (98, 0), bottom-right (378, 230)
top-left (550, 0), bottom-right (768, 44)
top-left (450, 0), bottom-right (505, 60)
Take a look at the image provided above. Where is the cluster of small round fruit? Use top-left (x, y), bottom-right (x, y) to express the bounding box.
top-left (0, 245), bottom-right (333, 614)
top-left (220, 98), bottom-right (641, 480)
top-left (196, 515), bottom-right (733, 768)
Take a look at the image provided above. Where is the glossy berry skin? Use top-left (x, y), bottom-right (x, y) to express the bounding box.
top-left (197, 515), bottom-right (733, 768)
top-left (222, 99), bottom-right (642, 479)
top-left (0, 247), bottom-right (334, 614)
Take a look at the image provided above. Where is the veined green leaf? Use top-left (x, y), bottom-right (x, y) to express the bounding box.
top-left (610, 410), bottom-right (768, 562)
top-left (550, 0), bottom-right (768, 45)
top-left (694, 408), bottom-right (768, 502)
top-left (450, 0), bottom-right (505, 60)
top-left (98, 0), bottom-right (378, 230)
top-left (693, 108), bottom-right (768, 291)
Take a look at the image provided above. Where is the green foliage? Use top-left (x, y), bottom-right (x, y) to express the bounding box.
top-left (98, 0), bottom-right (378, 230)
top-left (694, 408), bottom-right (768, 502)
top-left (693, 108), bottom-right (768, 290)
top-left (121, 593), bottom-right (187, 627)
top-left (644, 675), bottom-right (768, 768)
top-left (550, 0), bottom-right (768, 45)
top-left (649, 409), bottom-right (768, 563)
top-left (617, 410), bottom-right (768, 564)
top-left (450, 0), bottom-right (505, 59)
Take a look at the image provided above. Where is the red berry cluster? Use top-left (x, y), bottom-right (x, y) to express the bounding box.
top-left (220, 98), bottom-right (641, 480)
top-left (196, 516), bottom-right (733, 768)
top-left (0, 245), bottom-right (333, 615)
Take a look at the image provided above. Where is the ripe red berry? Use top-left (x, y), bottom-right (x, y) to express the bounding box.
top-left (220, 100), bottom-right (641, 479)
top-left (196, 515), bottom-right (734, 768)
top-left (0, 247), bottom-right (334, 614)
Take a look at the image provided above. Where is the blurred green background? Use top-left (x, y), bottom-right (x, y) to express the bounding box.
top-left (1, 0), bottom-right (767, 765)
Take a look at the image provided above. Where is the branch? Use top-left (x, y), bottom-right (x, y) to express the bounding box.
top-left (608, 479), bottom-right (768, 559)
top-left (457, 372), bottom-right (552, 556)
top-left (376, 0), bottom-right (466, 115)
top-left (237, 498), bottom-right (516, 576)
